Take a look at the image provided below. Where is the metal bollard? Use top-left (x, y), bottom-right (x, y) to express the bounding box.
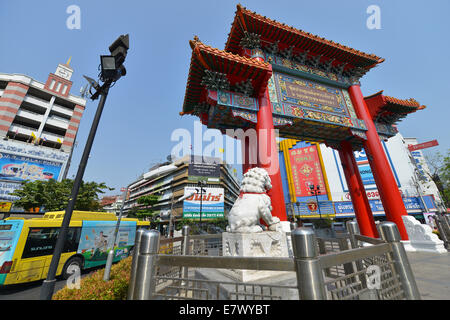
top-left (132, 229), bottom-right (160, 300)
top-left (180, 226), bottom-right (190, 283)
top-left (346, 220), bottom-right (360, 249)
top-left (379, 222), bottom-right (421, 300)
top-left (127, 228), bottom-right (146, 300)
top-left (434, 216), bottom-right (449, 248)
top-left (290, 222), bottom-right (298, 231)
top-left (442, 214), bottom-right (450, 229)
top-left (103, 249), bottom-right (115, 281)
top-left (291, 228), bottom-right (326, 300)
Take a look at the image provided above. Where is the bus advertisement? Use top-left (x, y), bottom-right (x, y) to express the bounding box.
top-left (0, 211), bottom-right (149, 286)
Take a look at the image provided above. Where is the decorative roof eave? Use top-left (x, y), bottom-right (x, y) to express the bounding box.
top-left (225, 4), bottom-right (385, 69)
top-left (364, 90), bottom-right (426, 125)
top-left (181, 37), bottom-right (272, 115)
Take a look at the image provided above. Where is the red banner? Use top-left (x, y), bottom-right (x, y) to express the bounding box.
top-left (408, 140), bottom-right (438, 151)
top-left (289, 145), bottom-right (326, 197)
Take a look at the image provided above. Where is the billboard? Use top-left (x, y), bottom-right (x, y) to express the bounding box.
top-left (334, 143), bottom-right (400, 192)
top-left (0, 152), bottom-right (63, 182)
top-left (288, 145), bottom-right (326, 197)
top-left (182, 186), bottom-right (224, 219)
top-left (0, 140), bottom-right (69, 210)
top-left (188, 162), bottom-right (220, 183)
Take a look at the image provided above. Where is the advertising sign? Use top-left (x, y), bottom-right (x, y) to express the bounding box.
top-left (408, 140), bottom-right (438, 152)
top-left (353, 149), bottom-right (375, 186)
top-left (0, 152), bottom-right (63, 182)
top-left (188, 162), bottom-right (220, 183)
top-left (182, 186), bottom-right (224, 219)
top-left (0, 181), bottom-right (24, 203)
top-left (0, 202), bottom-right (12, 212)
top-left (423, 212), bottom-right (437, 230)
top-left (77, 220), bottom-right (136, 268)
top-left (295, 200), bottom-right (334, 216)
top-left (334, 142), bottom-right (400, 191)
top-left (289, 145), bottom-right (326, 197)
top-left (334, 196), bottom-right (436, 216)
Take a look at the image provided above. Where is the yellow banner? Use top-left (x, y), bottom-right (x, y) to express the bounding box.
top-left (0, 202), bottom-right (12, 212)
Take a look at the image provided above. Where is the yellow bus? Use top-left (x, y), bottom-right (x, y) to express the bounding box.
top-left (0, 211), bottom-right (150, 286)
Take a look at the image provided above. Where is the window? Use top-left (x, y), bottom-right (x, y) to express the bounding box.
top-left (55, 82), bottom-right (62, 92)
top-left (49, 79), bottom-right (56, 90)
top-left (61, 85), bottom-right (68, 95)
top-left (22, 227), bottom-right (81, 259)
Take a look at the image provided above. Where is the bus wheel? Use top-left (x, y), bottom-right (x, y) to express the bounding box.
top-left (62, 256), bottom-right (83, 280)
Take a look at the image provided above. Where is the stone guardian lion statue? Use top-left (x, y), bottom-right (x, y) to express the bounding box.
top-left (226, 167), bottom-right (281, 233)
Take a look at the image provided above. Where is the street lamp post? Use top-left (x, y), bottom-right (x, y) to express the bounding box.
top-left (103, 188), bottom-right (128, 281)
top-left (196, 180), bottom-right (206, 231)
top-left (295, 201), bottom-right (300, 225)
top-left (168, 191), bottom-right (195, 238)
top-left (309, 184), bottom-right (322, 219)
top-left (39, 34), bottom-right (129, 300)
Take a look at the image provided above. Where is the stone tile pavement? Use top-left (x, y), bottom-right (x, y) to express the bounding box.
top-left (407, 251), bottom-right (450, 300)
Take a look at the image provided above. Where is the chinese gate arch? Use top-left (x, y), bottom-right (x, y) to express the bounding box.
top-left (180, 5), bottom-right (426, 240)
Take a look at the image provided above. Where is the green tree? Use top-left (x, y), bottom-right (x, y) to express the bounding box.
top-left (127, 195), bottom-right (160, 226)
top-left (424, 149), bottom-right (450, 209)
top-left (11, 179), bottom-right (113, 212)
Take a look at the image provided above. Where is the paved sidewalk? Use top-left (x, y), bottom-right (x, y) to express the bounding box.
top-left (407, 251), bottom-right (450, 300)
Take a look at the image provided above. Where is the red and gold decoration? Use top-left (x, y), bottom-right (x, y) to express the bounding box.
top-left (289, 145), bottom-right (326, 197)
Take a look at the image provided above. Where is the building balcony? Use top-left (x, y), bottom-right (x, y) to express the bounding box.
top-left (23, 94), bottom-right (51, 109)
top-left (40, 130), bottom-right (65, 144)
top-left (16, 109), bottom-right (44, 123)
top-left (8, 124), bottom-right (64, 144)
top-left (9, 123), bottom-right (39, 138)
top-left (52, 103), bottom-right (74, 117)
top-left (46, 116), bottom-right (69, 130)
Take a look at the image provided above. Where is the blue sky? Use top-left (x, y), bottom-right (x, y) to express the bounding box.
top-left (1, 0), bottom-right (449, 196)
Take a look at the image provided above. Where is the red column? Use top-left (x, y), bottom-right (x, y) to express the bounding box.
top-left (256, 86), bottom-right (287, 221)
top-left (242, 48), bottom-right (287, 221)
top-left (241, 129), bottom-right (258, 174)
top-left (338, 141), bottom-right (378, 238)
top-left (348, 85), bottom-right (409, 240)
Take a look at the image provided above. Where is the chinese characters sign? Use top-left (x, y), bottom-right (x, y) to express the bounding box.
top-left (289, 145), bottom-right (326, 197)
top-left (275, 74), bottom-right (353, 117)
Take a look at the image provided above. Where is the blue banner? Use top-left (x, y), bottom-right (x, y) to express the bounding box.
top-left (334, 196), bottom-right (436, 215)
top-left (0, 152), bottom-right (63, 182)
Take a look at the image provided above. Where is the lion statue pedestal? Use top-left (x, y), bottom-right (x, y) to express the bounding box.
top-left (220, 167), bottom-right (294, 282)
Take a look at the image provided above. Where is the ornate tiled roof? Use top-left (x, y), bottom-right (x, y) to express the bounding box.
top-left (225, 4), bottom-right (384, 69)
top-left (364, 90), bottom-right (426, 125)
top-left (181, 37), bottom-right (272, 115)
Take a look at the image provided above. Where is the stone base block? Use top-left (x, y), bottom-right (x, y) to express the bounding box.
top-left (221, 231), bottom-right (290, 282)
top-left (402, 216), bottom-right (447, 254)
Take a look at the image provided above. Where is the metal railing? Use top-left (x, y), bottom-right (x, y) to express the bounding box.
top-left (433, 214), bottom-right (450, 249)
top-left (128, 222), bottom-right (420, 300)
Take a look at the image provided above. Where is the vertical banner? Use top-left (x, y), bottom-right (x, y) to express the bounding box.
top-left (289, 145), bottom-right (326, 197)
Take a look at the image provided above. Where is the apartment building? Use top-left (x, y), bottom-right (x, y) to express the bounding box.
top-left (124, 155), bottom-right (240, 222)
top-left (0, 60), bottom-right (86, 211)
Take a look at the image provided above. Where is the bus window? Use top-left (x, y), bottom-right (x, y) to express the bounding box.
top-left (63, 227), bottom-right (82, 253)
top-left (22, 227), bottom-right (59, 259)
top-left (22, 227), bottom-right (82, 259)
